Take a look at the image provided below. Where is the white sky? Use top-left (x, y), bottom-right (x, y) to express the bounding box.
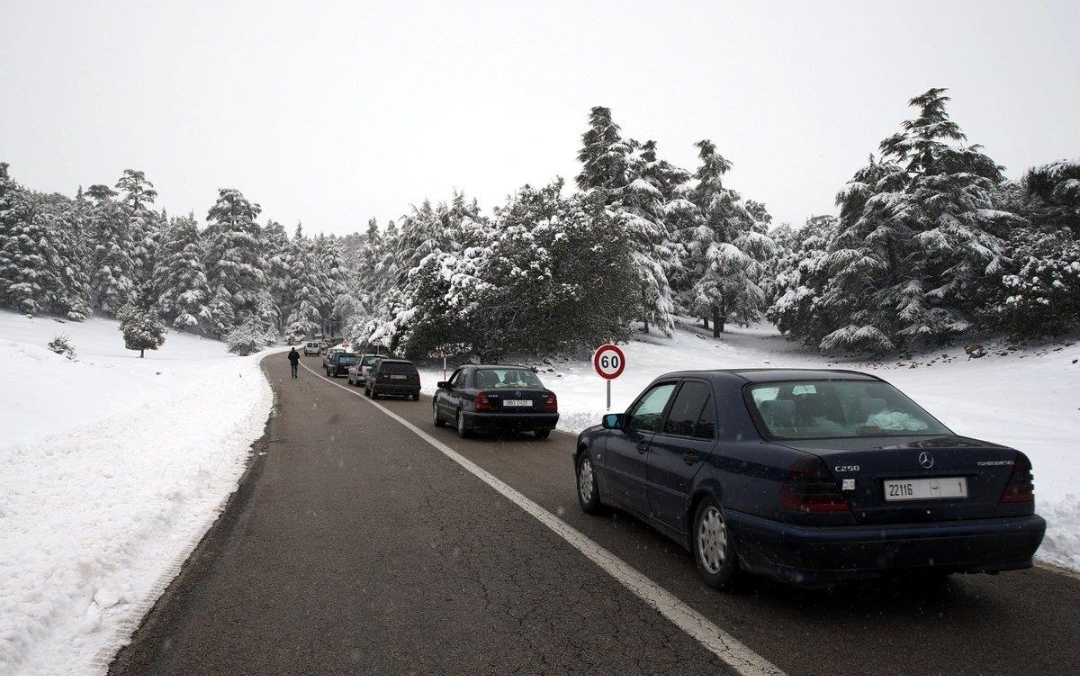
top-left (2, 1), bottom-right (1078, 236)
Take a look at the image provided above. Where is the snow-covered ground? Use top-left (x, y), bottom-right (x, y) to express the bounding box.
top-left (0, 311), bottom-right (275, 676)
top-left (2, 310), bottom-right (1077, 676)
top-left (419, 318), bottom-right (1080, 573)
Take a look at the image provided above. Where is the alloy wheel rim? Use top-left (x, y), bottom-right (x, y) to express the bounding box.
top-left (697, 506), bottom-right (727, 574)
top-left (578, 458), bottom-right (594, 503)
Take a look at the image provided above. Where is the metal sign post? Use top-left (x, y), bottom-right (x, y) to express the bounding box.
top-left (593, 344), bottom-right (626, 412)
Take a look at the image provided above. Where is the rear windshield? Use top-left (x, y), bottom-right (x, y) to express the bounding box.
top-left (338, 356), bottom-right (358, 365)
top-left (474, 368), bottom-right (543, 389)
top-left (361, 356), bottom-right (379, 366)
top-left (746, 380), bottom-right (951, 440)
top-left (380, 362), bottom-right (418, 375)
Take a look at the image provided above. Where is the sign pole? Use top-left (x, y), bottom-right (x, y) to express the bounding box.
top-left (606, 380), bottom-right (611, 412)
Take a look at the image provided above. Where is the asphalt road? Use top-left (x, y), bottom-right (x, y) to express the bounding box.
top-left (109, 354), bottom-right (1080, 676)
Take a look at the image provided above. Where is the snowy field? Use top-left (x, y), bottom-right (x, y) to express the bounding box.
top-left (1, 310), bottom-right (1077, 676)
top-left (418, 318), bottom-right (1080, 573)
top-left (0, 310), bottom-right (275, 676)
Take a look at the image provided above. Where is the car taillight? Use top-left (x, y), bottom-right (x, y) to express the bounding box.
top-left (475, 391), bottom-right (493, 412)
top-left (543, 392), bottom-right (558, 412)
top-left (1000, 453), bottom-right (1035, 503)
top-left (780, 455), bottom-right (850, 512)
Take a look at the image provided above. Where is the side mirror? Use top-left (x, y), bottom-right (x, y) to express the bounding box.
top-left (602, 413), bottom-right (623, 430)
top-left (437, 381), bottom-right (452, 389)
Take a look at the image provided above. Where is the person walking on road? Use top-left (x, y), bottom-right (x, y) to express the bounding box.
top-left (288, 347), bottom-right (300, 379)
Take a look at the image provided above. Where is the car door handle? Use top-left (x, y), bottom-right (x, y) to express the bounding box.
top-left (636, 441), bottom-right (649, 454)
top-left (683, 451), bottom-right (700, 465)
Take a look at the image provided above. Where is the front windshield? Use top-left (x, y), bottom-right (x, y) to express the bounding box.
top-left (475, 368), bottom-right (544, 389)
top-left (746, 380), bottom-right (951, 440)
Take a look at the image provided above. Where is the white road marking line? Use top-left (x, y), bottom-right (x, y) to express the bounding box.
top-left (302, 361), bottom-right (787, 676)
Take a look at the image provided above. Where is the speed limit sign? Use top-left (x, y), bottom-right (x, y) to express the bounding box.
top-left (593, 344), bottom-right (626, 380)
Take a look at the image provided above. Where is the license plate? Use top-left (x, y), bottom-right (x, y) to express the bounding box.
top-left (503, 400), bottom-right (531, 407)
top-left (390, 374), bottom-right (407, 380)
top-left (884, 477), bottom-right (968, 501)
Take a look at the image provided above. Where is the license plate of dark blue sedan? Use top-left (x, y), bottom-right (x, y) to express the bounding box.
top-left (503, 400), bottom-right (531, 407)
top-left (884, 477), bottom-right (968, 501)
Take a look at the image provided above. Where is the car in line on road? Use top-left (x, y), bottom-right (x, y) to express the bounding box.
top-left (433, 365), bottom-right (559, 439)
top-left (364, 358), bottom-right (421, 400)
top-left (325, 352), bottom-right (359, 378)
top-left (573, 368), bottom-right (1046, 590)
top-left (303, 341), bottom-right (321, 357)
top-left (322, 347), bottom-right (346, 369)
top-left (346, 354), bottom-right (383, 388)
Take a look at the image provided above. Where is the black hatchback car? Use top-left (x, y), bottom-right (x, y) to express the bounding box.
top-left (433, 365), bottom-right (559, 439)
top-left (364, 359), bottom-right (421, 400)
top-left (574, 369), bottom-right (1046, 589)
top-left (325, 352), bottom-right (359, 378)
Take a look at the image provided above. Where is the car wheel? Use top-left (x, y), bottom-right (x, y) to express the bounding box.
top-left (576, 454), bottom-right (605, 515)
top-left (433, 403), bottom-right (445, 427)
top-left (534, 429), bottom-right (550, 439)
top-left (456, 410), bottom-right (471, 438)
top-left (692, 497), bottom-right (740, 590)
top-left (371, 386), bottom-right (379, 400)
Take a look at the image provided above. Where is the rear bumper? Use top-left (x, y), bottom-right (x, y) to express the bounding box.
top-left (371, 382), bottom-right (420, 396)
top-left (465, 411), bottom-right (560, 433)
top-left (727, 509), bottom-right (1047, 585)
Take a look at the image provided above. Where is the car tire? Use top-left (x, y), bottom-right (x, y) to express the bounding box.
top-left (692, 497), bottom-right (740, 591)
top-left (433, 403), bottom-right (445, 427)
top-left (456, 410), bottom-right (471, 438)
top-left (576, 454), bottom-right (605, 515)
top-left (534, 429), bottom-right (550, 439)
top-left (371, 386), bottom-right (379, 400)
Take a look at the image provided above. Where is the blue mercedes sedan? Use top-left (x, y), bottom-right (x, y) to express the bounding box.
top-left (573, 369), bottom-right (1046, 589)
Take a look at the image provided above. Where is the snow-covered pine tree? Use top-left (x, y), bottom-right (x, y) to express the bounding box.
top-left (575, 106), bottom-right (631, 193)
top-left (155, 213), bottom-right (212, 330)
top-left (682, 140), bottom-right (775, 336)
top-left (819, 88), bottom-right (1019, 352)
top-left (283, 224), bottom-right (324, 343)
top-left (117, 304), bottom-right (166, 357)
top-left (766, 215), bottom-right (839, 345)
top-left (203, 188), bottom-right (270, 334)
top-left (116, 170), bottom-right (162, 309)
top-left (263, 220), bottom-right (292, 332)
top-left (86, 183), bottom-right (137, 315)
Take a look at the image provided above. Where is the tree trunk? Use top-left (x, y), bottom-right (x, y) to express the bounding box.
top-left (702, 317), bottom-right (709, 330)
top-left (640, 286), bottom-right (649, 333)
top-left (712, 307), bottom-right (723, 338)
top-left (140, 349), bottom-right (145, 358)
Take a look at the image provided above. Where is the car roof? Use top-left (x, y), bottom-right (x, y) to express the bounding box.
top-left (654, 368), bottom-right (882, 384)
top-left (469, 364), bottom-right (534, 370)
top-left (375, 358), bottom-right (413, 365)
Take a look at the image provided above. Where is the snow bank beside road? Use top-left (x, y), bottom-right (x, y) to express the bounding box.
top-left (0, 311), bottom-right (275, 676)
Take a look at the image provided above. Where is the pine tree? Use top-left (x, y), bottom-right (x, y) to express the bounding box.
top-left (203, 188), bottom-right (270, 333)
top-left (283, 224), bottom-right (324, 343)
top-left (87, 184), bottom-right (137, 315)
top-left (117, 170), bottom-right (163, 309)
top-left (156, 213), bottom-right (212, 330)
top-left (682, 140), bottom-right (774, 336)
top-left (818, 88), bottom-right (1018, 351)
top-left (118, 304), bottom-right (166, 357)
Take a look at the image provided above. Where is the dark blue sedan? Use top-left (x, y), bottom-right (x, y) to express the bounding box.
top-left (573, 369), bottom-right (1046, 589)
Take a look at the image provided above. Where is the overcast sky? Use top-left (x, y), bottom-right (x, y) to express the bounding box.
top-left (2, 1), bottom-right (1078, 236)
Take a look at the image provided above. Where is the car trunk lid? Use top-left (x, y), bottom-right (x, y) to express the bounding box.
top-left (778, 436), bottom-right (1024, 524)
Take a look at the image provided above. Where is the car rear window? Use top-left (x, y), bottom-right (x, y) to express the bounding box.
top-left (361, 356), bottom-right (379, 366)
top-left (746, 380), bottom-right (951, 440)
top-left (475, 368), bottom-right (543, 389)
top-left (338, 356), bottom-right (358, 364)
top-left (380, 362), bottom-right (418, 375)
